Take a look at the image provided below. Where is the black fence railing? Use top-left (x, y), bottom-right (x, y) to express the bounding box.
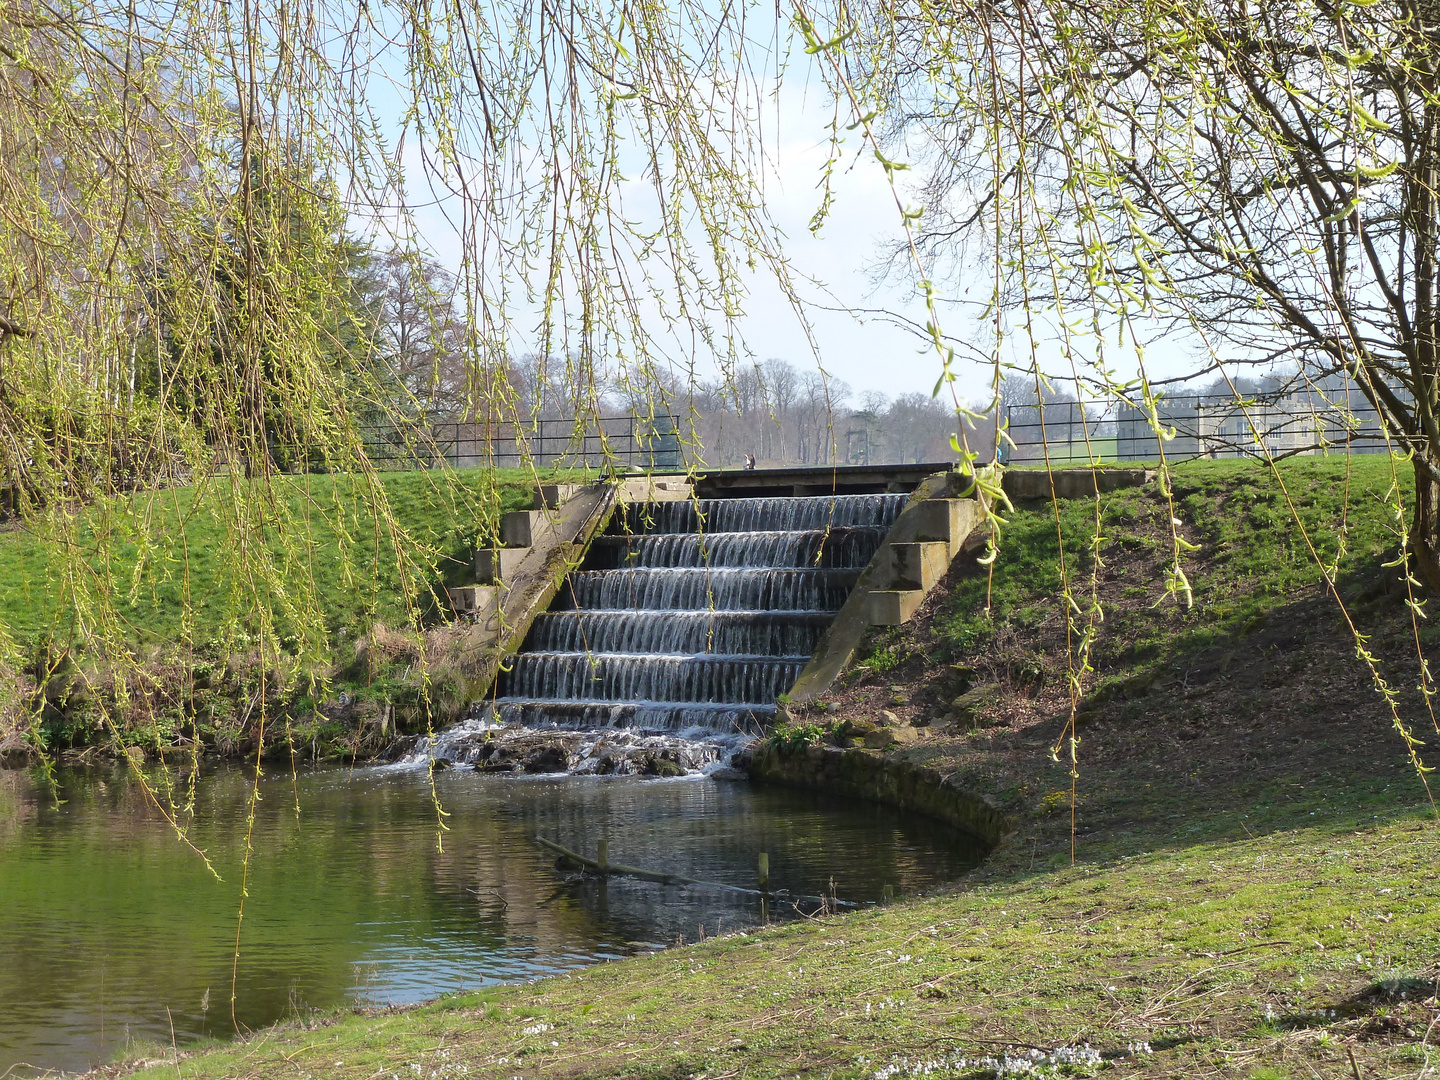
top-left (1005, 394), bottom-right (1393, 464)
top-left (357, 415), bottom-right (684, 471)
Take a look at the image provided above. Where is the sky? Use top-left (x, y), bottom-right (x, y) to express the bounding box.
top-left (717, 84), bottom-right (963, 402)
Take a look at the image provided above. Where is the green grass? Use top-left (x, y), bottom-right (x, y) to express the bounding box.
top-left (931, 456), bottom-right (1417, 673)
top-left (1010, 436), bottom-right (1119, 464)
top-left (0, 467), bottom-right (589, 650)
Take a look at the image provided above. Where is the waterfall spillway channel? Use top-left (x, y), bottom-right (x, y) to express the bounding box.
top-left (499, 493), bottom-right (905, 732)
top-left (420, 492), bottom-right (906, 772)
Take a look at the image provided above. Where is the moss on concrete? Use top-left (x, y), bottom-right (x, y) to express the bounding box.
top-left (751, 738), bottom-right (1010, 849)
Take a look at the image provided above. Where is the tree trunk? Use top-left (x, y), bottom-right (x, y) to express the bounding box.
top-left (1412, 455), bottom-right (1440, 595)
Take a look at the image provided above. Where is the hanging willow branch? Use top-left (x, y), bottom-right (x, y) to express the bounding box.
top-left (808, 0), bottom-right (1440, 794)
top-left (7, 0), bottom-right (1440, 820)
top-left (0, 0), bottom-right (813, 744)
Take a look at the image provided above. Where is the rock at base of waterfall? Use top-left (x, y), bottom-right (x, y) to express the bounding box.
top-left (524, 745), bottom-right (570, 773)
top-left (404, 722), bottom-right (753, 779)
top-left (641, 754), bottom-right (686, 778)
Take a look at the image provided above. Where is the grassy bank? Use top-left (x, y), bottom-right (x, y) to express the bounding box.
top-left (107, 456), bottom-right (1440, 1079)
top-left (0, 467), bottom-right (586, 759)
top-left (0, 467), bottom-right (575, 643)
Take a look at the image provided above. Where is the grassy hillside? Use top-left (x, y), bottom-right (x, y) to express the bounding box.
top-left (934, 456), bottom-right (1416, 662)
top-left (0, 466), bottom-right (591, 757)
top-left (111, 456), bottom-right (1440, 1079)
top-left (830, 456), bottom-right (1434, 852)
top-left (0, 467), bottom-right (583, 649)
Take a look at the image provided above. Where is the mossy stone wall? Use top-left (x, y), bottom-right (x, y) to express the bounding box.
top-left (749, 741), bottom-right (1010, 849)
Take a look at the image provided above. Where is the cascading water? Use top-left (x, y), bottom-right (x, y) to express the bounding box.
top-left (413, 491), bottom-right (906, 772)
top-left (495, 493), bottom-right (906, 735)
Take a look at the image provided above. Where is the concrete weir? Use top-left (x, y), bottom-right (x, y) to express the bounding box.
top-left (445, 475), bottom-right (692, 701)
top-left (422, 462), bottom-right (1155, 838)
top-left (482, 484), bottom-right (909, 734)
top-left (440, 464), bottom-right (989, 732)
top-left (438, 462), bottom-right (1148, 732)
top-left (786, 469), bottom-right (988, 703)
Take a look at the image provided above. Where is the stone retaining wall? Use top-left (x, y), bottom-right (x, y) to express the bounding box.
top-left (1001, 466), bottom-right (1152, 501)
top-left (749, 740), bottom-right (1011, 849)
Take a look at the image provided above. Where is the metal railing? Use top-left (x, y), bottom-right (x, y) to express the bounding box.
top-left (1005, 394), bottom-right (1394, 464)
top-left (357, 415), bottom-right (684, 471)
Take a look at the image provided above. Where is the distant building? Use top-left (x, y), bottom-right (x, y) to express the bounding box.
top-left (1114, 392), bottom-right (1390, 460)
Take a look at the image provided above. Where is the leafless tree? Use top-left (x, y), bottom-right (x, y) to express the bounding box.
top-left (854, 0), bottom-right (1440, 588)
top-left (374, 251), bottom-right (466, 416)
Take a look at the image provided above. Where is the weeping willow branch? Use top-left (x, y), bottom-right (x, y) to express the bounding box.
top-left (0, 0), bottom-right (813, 753)
top-left (813, 0), bottom-right (1440, 795)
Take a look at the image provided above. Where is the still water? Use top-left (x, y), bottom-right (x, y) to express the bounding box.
top-left (0, 762), bottom-right (984, 1075)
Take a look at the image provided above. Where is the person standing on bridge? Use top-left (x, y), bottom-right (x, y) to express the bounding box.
top-left (743, 453), bottom-right (756, 471)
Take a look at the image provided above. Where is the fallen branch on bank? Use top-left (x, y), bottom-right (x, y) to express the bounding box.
top-left (533, 835), bottom-right (857, 909)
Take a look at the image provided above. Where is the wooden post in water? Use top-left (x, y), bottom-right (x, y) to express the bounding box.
top-left (598, 838), bottom-right (609, 872)
top-left (758, 852), bottom-right (770, 892)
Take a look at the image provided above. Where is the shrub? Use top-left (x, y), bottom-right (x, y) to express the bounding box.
top-left (770, 722), bottom-right (831, 753)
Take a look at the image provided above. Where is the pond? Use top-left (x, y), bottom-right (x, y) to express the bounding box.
top-left (0, 761), bottom-right (985, 1075)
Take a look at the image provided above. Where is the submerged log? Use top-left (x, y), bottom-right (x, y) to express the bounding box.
top-left (533, 836), bottom-right (856, 908)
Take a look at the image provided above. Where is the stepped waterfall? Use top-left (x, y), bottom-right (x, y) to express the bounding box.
top-left (495, 493), bottom-right (904, 732)
top-left (418, 491), bottom-right (905, 771)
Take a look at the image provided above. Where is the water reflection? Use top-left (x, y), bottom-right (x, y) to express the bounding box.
top-left (0, 763), bottom-right (984, 1074)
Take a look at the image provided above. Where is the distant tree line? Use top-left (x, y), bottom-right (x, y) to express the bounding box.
top-left (452, 354), bottom-right (980, 468)
top-left (677, 359), bottom-right (965, 468)
top-left (114, 172), bottom-right (975, 473)
top-left (276, 245), bottom-right (980, 468)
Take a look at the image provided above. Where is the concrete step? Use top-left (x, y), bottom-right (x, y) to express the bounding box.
top-left (887, 497), bottom-right (985, 557)
top-left (879, 540), bottom-right (950, 591)
top-left (533, 483), bottom-right (586, 510)
top-left (447, 584), bottom-right (505, 628)
top-left (501, 509), bottom-right (559, 548)
top-left (868, 589), bottom-right (925, 626)
top-left (619, 475), bottom-right (693, 502)
top-left (475, 547), bottom-right (529, 585)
